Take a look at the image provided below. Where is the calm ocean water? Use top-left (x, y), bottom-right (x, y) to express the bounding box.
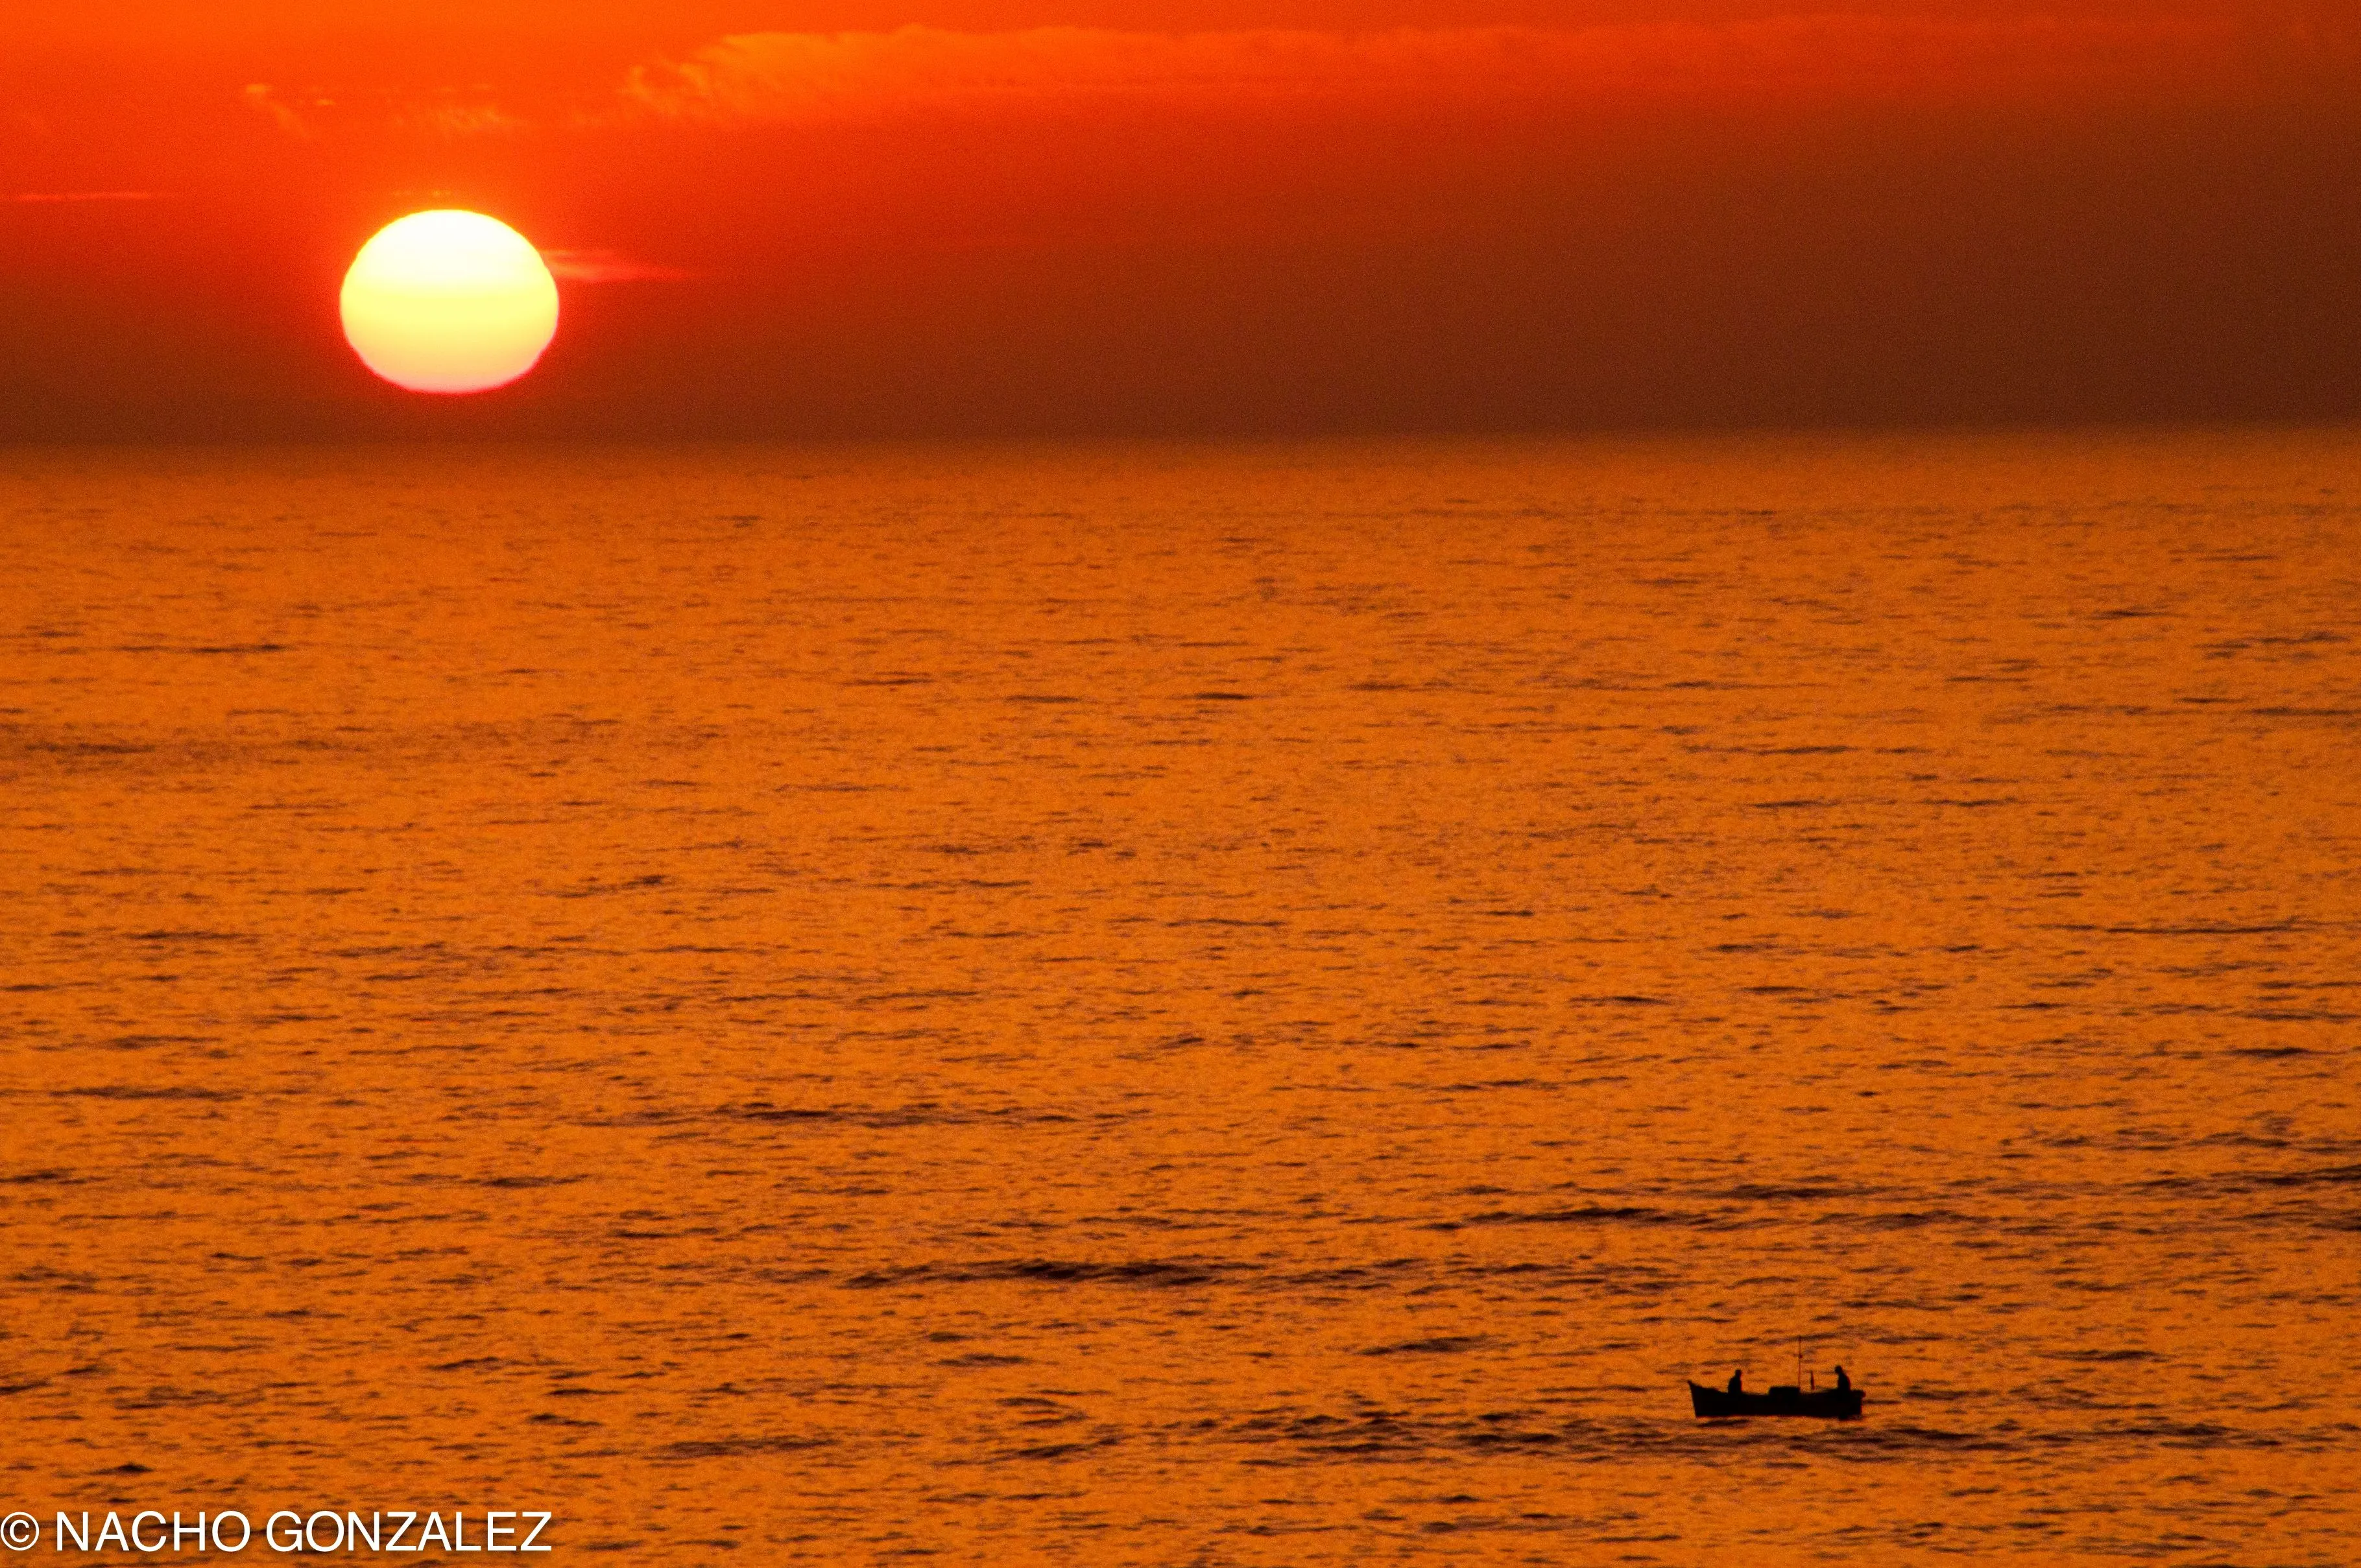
top-left (2, 431), bottom-right (2356, 1564)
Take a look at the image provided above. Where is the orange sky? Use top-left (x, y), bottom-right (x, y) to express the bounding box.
top-left (5, 1), bottom-right (2357, 437)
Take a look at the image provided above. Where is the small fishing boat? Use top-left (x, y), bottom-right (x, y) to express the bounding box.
top-left (1688, 1380), bottom-right (1863, 1419)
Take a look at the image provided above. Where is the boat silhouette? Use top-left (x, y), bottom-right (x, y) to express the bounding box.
top-left (1688, 1379), bottom-right (1864, 1419)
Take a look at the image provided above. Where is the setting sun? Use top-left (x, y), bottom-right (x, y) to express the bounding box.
top-left (339, 210), bottom-right (558, 394)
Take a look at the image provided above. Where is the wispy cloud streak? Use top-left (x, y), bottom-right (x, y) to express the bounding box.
top-left (11, 190), bottom-right (169, 203)
top-left (620, 17), bottom-right (2303, 126)
top-left (542, 248), bottom-right (695, 283)
top-left (241, 84), bottom-right (315, 138)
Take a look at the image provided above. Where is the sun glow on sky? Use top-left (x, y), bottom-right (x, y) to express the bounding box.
top-left (339, 210), bottom-right (559, 395)
top-left (3, 5), bottom-right (2356, 436)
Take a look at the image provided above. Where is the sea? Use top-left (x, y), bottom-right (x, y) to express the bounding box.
top-left (2, 429), bottom-right (2356, 1563)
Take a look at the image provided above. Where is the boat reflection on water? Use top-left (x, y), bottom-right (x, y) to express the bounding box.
top-left (1688, 1380), bottom-right (1865, 1419)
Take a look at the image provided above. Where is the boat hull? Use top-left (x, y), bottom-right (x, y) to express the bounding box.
top-left (1688, 1381), bottom-right (1863, 1419)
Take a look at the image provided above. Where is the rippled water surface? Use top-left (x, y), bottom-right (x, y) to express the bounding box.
top-left (3, 431), bottom-right (2358, 1563)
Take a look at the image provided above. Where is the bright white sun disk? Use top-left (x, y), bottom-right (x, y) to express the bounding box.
top-left (340, 210), bottom-right (559, 394)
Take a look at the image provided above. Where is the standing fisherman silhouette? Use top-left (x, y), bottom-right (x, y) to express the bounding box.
top-left (1727, 1368), bottom-right (1743, 1395)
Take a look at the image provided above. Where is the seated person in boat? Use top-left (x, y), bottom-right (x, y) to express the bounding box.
top-left (1727, 1369), bottom-right (1742, 1394)
top-left (1834, 1365), bottom-right (1850, 1392)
